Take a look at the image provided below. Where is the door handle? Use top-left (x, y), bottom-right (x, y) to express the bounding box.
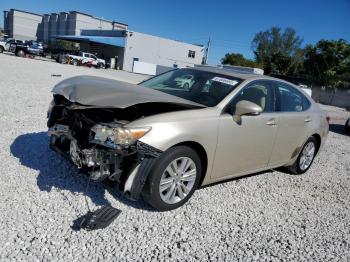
top-left (304, 117), bottom-right (312, 123)
top-left (266, 118), bottom-right (276, 126)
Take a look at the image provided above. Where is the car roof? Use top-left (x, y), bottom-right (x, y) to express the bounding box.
top-left (191, 65), bottom-right (280, 82)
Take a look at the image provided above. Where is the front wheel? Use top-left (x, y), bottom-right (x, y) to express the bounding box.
top-left (0, 46), bottom-right (4, 53)
top-left (287, 137), bottom-right (317, 174)
top-left (142, 146), bottom-right (202, 211)
top-left (345, 119), bottom-right (350, 133)
top-left (16, 50), bottom-right (25, 57)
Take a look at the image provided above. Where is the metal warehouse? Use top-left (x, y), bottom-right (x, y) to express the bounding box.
top-left (3, 9), bottom-right (205, 74)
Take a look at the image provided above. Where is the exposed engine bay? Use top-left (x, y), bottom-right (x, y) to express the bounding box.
top-left (47, 94), bottom-right (193, 199)
top-left (47, 75), bottom-right (205, 200)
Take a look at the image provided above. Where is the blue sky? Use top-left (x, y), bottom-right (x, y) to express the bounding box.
top-left (1, 0), bottom-right (349, 64)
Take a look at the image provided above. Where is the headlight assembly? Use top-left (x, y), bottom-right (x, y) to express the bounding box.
top-left (47, 99), bottom-right (55, 118)
top-left (91, 124), bottom-right (151, 147)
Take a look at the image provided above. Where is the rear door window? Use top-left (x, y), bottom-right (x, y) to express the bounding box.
top-left (275, 82), bottom-right (311, 112)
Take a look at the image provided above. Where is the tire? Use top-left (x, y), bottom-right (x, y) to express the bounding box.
top-left (287, 137), bottom-right (318, 174)
top-left (16, 50), bottom-right (25, 57)
top-left (142, 146), bottom-right (202, 211)
top-left (345, 119), bottom-right (350, 134)
top-left (0, 46), bottom-right (4, 53)
top-left (72, 59), bottom-right (78, 66)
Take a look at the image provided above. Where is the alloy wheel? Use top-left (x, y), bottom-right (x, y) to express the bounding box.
top-left (299, 141), bottom-right (315, 171)
top-left (159, 157), bottom-right (197, 204)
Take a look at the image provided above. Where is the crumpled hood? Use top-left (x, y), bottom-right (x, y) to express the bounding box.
top-left (52, 75), bottom-right (205, 108)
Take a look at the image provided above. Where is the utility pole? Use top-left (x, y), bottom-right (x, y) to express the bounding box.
top-left (205, 37), bottom-right (211, 64)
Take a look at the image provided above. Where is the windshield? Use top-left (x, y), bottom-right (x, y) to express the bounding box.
top-left (140, 68), bottom-right (242, 106)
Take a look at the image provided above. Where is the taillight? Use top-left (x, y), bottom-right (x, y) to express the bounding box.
top-left (326, 116), bottom-right (330, 124)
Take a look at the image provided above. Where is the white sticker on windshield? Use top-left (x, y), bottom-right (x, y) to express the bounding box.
top-left (212, 77), bottom-right (238, 86)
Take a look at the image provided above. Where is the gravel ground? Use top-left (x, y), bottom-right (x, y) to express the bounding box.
top-left (0, 54), bottom-right (350, 261)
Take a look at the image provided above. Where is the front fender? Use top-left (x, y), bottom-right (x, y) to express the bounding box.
top-left (128, 114), bottom-right (220, 181)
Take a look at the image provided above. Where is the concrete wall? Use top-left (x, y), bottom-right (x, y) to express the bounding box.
top-left (41, 15), bottom-right (50, 43)
top-left (49, 13), bottom-right (58, 43)
top-left (156, 65), bottom-right (173, 75)
top-left (4, 9), bottom-right (128, 43)
top-left (123, 31), bottom-right (204, 72)
top-left (73, 12), bottom-right (113, 35)
top-left (5, 9), bottom-right (42, 40)
top-left (312, 86), bottom-right (350, 109)
top-left (3, 11), bottom-right (9, 35)
top-left (58, 12), bottom-right (68, 35)
top-left (66, 12), bottom-right (76, 35)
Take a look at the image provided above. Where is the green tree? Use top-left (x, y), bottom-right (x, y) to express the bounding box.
top-left (55, 40), bottom-right (79, 51)
top-left (252, 27), bottom-right (303, 75)
top-left (303, 39), bottom-right (350, 88)
top-left (221, 53), bottom-right (261, 68)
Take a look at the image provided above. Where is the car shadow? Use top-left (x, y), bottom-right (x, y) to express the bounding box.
top-left (329, 123), bottom-right (348, 136)
top-left (10, 132), bottom-right (154, 211)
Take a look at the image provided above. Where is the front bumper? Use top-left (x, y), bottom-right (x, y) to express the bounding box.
top-left (48, 124), bottom-right (161, 200)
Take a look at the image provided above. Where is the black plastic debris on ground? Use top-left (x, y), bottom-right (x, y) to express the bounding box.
top-left (71, 206), bottom-right (122, 231)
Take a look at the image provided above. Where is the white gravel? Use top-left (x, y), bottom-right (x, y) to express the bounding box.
top-left (0, 54), bottom-right (350, 261)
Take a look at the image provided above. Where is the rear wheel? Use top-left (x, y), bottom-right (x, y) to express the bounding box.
top-left (142, 146), bottom-right (202, 211)
top-left (0, 46), bottom-right (4, 53)
top-left (72, 59), bottom-right (78, 66)
top-left (287, 137), bottom-right (317, 174)
top-left (16, 50), bottom-right (25, 57)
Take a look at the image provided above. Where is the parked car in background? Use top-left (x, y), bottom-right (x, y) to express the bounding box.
top-left (299, 84), bottom-right (312, 97)
top-left (10, 40), bottom-right (44, 57)
top-left (0, 38), bottom-right (7, 53)
top-left (345, 117), bottom-right (350, 133)
top-left (0, 37), bottom-right (13, 52)
top-left (66, 51), bottom-right (106, 68)
top-left (47, 66), bottom-right (329, 211)
top-left (5, 39), bottom-right (24, 51)
top-left (174, 74), bottom-right (195, 90)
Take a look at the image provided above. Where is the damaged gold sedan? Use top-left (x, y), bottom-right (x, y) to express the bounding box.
top-left (47, 66), bottom-right (329, 211)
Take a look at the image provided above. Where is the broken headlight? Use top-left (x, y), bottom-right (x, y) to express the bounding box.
top-left (91, 124), bottom-right (151, 147)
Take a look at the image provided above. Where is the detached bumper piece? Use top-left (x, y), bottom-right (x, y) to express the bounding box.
top-left (79, 206), bottom-right (122, 231)
top-left (48, 124), bottom-right (161, 200)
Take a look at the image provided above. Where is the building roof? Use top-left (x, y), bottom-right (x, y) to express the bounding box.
top-left (129, 30), bottom-right (205, 48)
top-left (9, 9), bottom-right (42, 17)
top-left (69, 11), bottom-right (128, 26)
top-left (5, 9), bottom-right (127, 27)
top-left (53, 35), bottom-right (125, 47)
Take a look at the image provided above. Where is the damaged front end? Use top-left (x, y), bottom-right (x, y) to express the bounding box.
top-left (47, 95), bottom-right (164, 200)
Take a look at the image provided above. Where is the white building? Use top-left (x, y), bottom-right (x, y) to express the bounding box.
top-left (3, 9), bottom-right (205, 74)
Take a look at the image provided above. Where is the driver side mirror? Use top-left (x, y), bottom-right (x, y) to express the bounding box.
top-left (232, 100), bottom-right (263, 122)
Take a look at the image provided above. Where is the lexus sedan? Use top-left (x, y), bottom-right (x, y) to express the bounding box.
top-left (47, 66), bottom-right (329, 211)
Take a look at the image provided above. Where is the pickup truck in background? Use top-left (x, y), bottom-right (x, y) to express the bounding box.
top-left (0, 37), bottom-right (12, 53)
top-left (0, 39), bottom-right (6, 53)
top-left (9, 41), bottom-right (44, 57)
top-left (66, 51), bottom-right (106, 68)
top-left (5, 39), bottom-right (25, 52)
